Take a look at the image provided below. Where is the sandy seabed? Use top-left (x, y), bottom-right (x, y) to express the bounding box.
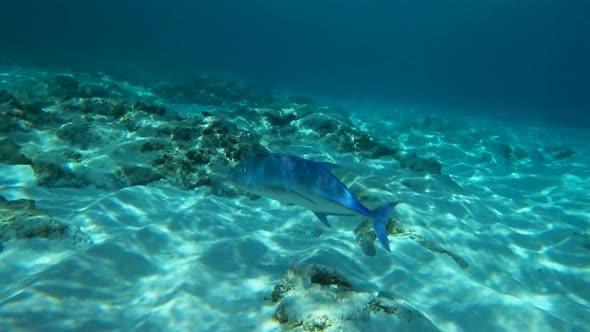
top-left (1, 68), bottom-right (589, 332)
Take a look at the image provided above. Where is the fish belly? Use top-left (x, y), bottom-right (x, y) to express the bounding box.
top-left (266, 188), bottom-right (359, 216)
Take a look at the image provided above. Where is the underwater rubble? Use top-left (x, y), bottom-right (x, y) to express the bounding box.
top-left (0, 195), bottom-right (91, 245)
top-left (0, 69), bottom-right (452, 196)
top-left (154, 75), bottom-right (274, 106)
top-left (355, 217), bottom-right (468, 268)
top-left (267, 263), bottom-right (440, 331)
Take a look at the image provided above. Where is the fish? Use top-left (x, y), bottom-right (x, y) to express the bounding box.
top-left (229, 152), bottom-right (399, 252)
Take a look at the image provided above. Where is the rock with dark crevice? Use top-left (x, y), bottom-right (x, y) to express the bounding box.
top-left (0, 90), bottom-right (27, 117)
top-left (354, 221), bottom-right (378, 256)
top-left (200, 119), bottom-right (267, 162)
top-left (417, 239), bottom-right (469, 269)
top-left (298, 112), bottom-right (399, 158)
top-left (0, 108), bottom-right (22, 132)
top-left (56, 121), bottom-right (102, 149)
top-left (171, 126), bottom-right (199, 142)
top-left (308, 264), bottom-right (353, 289)
top-left (264, 109), bottom-right (297, 127)
top-left (62, 150), bottom-right (83, 162)
top-left (543, 146), bottom-right (576, 160)
top-left (0, 92), bottom-right (53, 129)
top-left (152, 145), bottom-right (237, 193)
top-left (140, 139), bottom-right (169, 153)
top-left (28, 148), bottom-right (117, 187)
top-left (401, 174), bottom-right (467, 195)
top-left (268, 263), bottom-right (439, 331)
top-left (32, 160), bottom-right (88, 188)
top-left (0, 89), bottom-right (16, 104)
top-left (369, 292), bottom-right (438, 330)
top-left (298, 112), bottom-right (343, 135)
top-left (80, 98), bottom-right (129, 118)
top-left (269, 263), bottom-right (370, 330)
top-left (355, 218), bottom-right (469, 269)
top-left (133, 101), bottom-right (166, 116)
top-left (355, 217), bottom-right (408, 257)
top-left (48, 75), bottom-right (115, 100)
top-left (202, 118), bottom-right (238, 136)
top-left (0, 137), bottom-right (31, 165)
top-left (512, 146), bottom-right (528, 160)
top-left (185, 148), bottom-right (211, 164)
top-left (398, 153), bottom-right (442, 174)
top-left (153, 151), bottom-right (207, 190)
top-left (119, 165), bottom-right (162, 186)
top-left (48, 75), bottom-right (81, 99)
top-left (497, 143), bottom-right (528, 161)
top-left (337, 128), bottom-right (399, 158)
top-left (0, 195), bottom-right (91, 244)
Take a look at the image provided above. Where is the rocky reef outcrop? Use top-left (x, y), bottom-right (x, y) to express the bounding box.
top-left (267, 263), bottom-right (440, 331)
top-left (1, 69), bottom-right (444, 195)
top-left (0, 195), bottom-right (91, 245)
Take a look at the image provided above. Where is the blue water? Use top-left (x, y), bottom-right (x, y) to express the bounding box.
top-left (1, 2), bottom-right (589, 331)
top-left (1, 1), bottom-right (589, 126)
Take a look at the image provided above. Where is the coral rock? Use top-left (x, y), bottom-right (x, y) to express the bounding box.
top-left (0, 137), bottom-right (31, 165)
top-left (0, 195), bottom-right (91, 244)
top-left (269, 263), bottom-right (439, 331)
top-left (399, 153), bottom-right (442, 174)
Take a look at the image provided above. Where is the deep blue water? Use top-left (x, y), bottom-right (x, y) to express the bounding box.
top-left (1, 0), bottom-right (589, 126)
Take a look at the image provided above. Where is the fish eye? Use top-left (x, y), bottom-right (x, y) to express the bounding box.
top-left (241, 168), bottom-right (246, 173)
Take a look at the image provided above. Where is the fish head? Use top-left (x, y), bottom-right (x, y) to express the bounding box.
top-left (229, 153), bottom-right (266, 192)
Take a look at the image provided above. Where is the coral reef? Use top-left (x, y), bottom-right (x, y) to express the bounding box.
top-left (268, 263), bottom-right (439, 331)
top-left (154, 75), bottom-right (274, 106)
top-left (1, 69), bottom-right (441, 196)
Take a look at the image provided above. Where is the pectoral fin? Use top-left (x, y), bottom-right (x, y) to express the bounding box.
top-left (314, 212), bottom-right (332, 228)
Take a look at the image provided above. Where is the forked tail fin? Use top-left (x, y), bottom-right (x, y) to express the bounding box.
top-left (372, 201), bottom-right (400, 252)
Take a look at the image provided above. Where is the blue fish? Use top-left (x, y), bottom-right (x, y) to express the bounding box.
top-left (229, 153), bottom-right (399, 252)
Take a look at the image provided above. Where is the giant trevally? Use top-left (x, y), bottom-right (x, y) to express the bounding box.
top-left (229, 153), bottom-right (399, 252)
